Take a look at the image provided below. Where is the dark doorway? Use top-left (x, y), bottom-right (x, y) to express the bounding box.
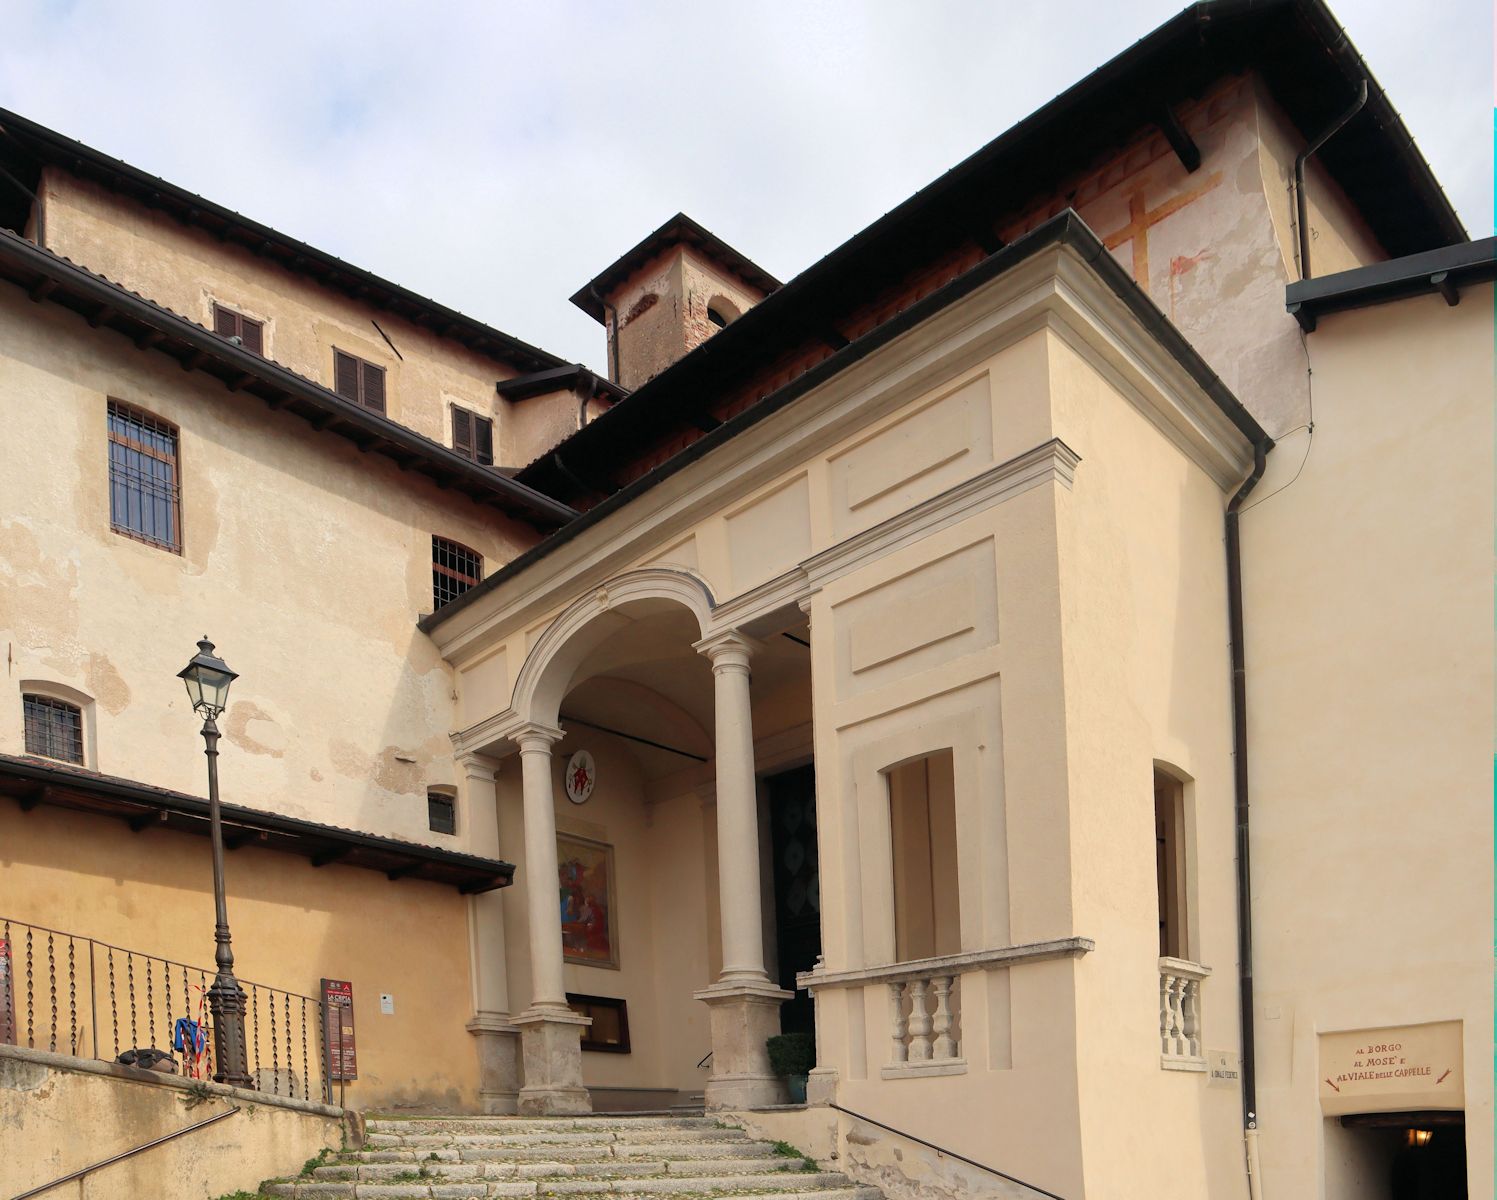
top-left (1336, 1111), bottom-right (1466, 1199)
top-left (766, 764), bottom-right (821, 1037)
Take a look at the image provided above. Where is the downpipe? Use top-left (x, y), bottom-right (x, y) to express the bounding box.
top-left (1294, 80), bottom-right (1368, 281)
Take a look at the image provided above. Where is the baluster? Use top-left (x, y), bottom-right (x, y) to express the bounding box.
top-left (907, 978), bottom-right (933, 1062)
top-left (888, 982), bottom-right (909, 1063)
top-left (127, 953), bottom-right (137, 1050)
top-left (251, 983), bottom-right (260, 1087)
top-left (1159, 971), bottom-right (1171, 1056)
top-left (1, 920), bottom-right (10, 1047)
top-left (930, 975), bottom-right (956, 1060)
top-left (1182, 977), bottom-right (1201, 1057)
top-left (270, 987), bottom-right (280, 1094)
top-left (25, 928), bottom-right (34, 1048)
top-left (1168, 976), bottom-right (1186, 1056)
top-left (317, 997), bottom-right (331, 1105)
top-left (108, 950), bottom-right (119, 1059)
top-left (300, 998), bottom-right (309, 1102)
top-left (283, 992), bottom-right (293, 1097)
top-left (47, 932), bottom-right (57, 1051)
top-left (67, 937), bottom-right (76, 1055)
top-left (145, 959), bottom-right (155, 1051)
top-left (199, 971), bottom-right (214, 1079)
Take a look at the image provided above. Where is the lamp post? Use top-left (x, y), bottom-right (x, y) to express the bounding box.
top-left (177, 637), bottom-right (252, 1088)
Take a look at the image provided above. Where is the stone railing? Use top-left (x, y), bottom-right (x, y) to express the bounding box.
top-left (1158, 956), bottom-right (1210, 1070)
top-left (798, 938), bottom-right (1095, 1082)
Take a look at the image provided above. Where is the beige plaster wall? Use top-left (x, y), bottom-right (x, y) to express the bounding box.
top-left (2, 802), bottom-right (481, 1111)
top-left (0, 286), bottom-right (532, 847)
top-left (1046, 332), bottom-right (1247, 1197)
top-left (37, 171), bottom-right (575, 468)
top-left (1, 1045), bottom-right (343, 1199)
top-left (1241, 291), bottom-right (1493, 1197)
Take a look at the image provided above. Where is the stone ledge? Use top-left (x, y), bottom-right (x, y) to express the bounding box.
top-left (881, 1058), bottom-right (968, 1080)
top-left (0, 1040), bottom-right (347, 1119)
top-left (1161, 1055), bottom-right (1209, 1073)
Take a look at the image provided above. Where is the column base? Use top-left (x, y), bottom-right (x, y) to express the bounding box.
top-left (513, 1007), bottom-right (592, 1115)
top-left (466, 1014), bottom-right (521, 1115)
top-left (693, 979), bottom-right (794, 1110)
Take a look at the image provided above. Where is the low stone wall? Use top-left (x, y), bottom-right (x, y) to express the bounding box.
top-left (1, 1043), bottom-right (351, 1199)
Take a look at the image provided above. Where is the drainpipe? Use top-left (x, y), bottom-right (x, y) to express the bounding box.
top-left (1294, 80), bottom-right (1368, 281)
top-left (575, 369), bottom-right (597, 431)
top-left (588, 283), bottom-right (622, 385)
top-left (1227, 436), bottom-right (1272, 1200)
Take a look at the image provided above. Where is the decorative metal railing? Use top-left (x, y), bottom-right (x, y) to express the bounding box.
top-left (0, 916), bottom-right (329, 1103)
top-left (1158, 956), bottom-right (1210, 1068)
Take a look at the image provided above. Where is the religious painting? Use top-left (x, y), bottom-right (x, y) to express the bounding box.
top-left (558, 833), bottom-right (618, 968)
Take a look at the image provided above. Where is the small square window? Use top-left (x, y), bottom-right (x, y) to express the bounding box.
top-left (212, 304), bottom-right (264, 356)
top-left (333, 349), bottom-right (386, 412)
top-left (567, 994), bottom-right (630, 1054)
top-left (23, 695), bottom-right (84, 764)
top-left (427, 791), bottom-right (456, 835)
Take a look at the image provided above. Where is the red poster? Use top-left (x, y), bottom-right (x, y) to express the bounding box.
top-left (321, 978), bottom-right (356, 1081)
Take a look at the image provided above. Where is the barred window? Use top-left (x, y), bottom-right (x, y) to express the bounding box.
top-left (107, 400), bottom-right (181, 552)
top-left (427, 791), bottom-right (456, 835)
top-left (432, 536), bottom-right (482, 611)
top-left (23, 695), bottom-right (84, 764)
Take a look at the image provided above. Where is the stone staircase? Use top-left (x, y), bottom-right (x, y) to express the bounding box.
top-left (262, 1114), bottom-right (882, 1199)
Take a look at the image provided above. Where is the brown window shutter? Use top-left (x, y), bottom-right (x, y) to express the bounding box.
top-left (452, 407), bottom-right (473, 458)
top-left (334, 350), bottom-right (360, 401)
top-left (240, 316), bottom-right (264, 356)
top-left (474, 415), bottom-right (494, 466)
top-left (362, 363), bottom-right (386, 412)
top-left (213, 305), bottom-right (239, 338)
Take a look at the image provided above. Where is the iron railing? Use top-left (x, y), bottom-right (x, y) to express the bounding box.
top-left (0, 916), bottom-right (329, 1104)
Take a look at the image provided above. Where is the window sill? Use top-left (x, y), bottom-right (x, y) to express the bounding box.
top-left (881, 1058), bottom-right (967, 1080)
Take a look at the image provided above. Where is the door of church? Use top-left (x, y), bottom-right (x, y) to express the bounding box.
top-left (767, 764), bottom-right (821, 1036)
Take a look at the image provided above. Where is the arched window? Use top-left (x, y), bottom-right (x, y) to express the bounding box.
top-left (427, 787), bottom-right (457, 835)
top-left (432, 535), bottom-right (483, 610)
top-left (705, 295), bottom-right (741, 330)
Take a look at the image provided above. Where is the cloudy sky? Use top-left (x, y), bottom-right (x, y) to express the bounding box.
top-left (3, 1), bottom-right (1488, 370)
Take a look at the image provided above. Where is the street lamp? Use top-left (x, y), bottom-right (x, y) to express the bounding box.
top-left (177, 637), bottom-right (252, 1088)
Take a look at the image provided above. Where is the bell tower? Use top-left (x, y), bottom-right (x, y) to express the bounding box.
top-left (571, 213), bottom-right (779, 391)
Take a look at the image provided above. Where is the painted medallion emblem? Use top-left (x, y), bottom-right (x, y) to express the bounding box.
top-left (565, 750), bottom-right (596, 805)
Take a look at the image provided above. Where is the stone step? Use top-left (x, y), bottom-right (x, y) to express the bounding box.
top-left (365, 1129), bottom-right (749, 1149)
top-left (347, 1142), bottom-right (778, 1163)
top-left (365, 1118), bottom-right (722, 1135)
top-left (316, 1159), bottom-right (809, 1183)
top-left (264, 1180), bottom-right (876, 1199)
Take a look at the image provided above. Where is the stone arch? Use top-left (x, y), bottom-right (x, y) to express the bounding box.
top-left (511, 567), bottom-right (717, 730)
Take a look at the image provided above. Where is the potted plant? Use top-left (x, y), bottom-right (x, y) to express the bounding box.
top-left (766, 1031), bottom-right (815, 1103)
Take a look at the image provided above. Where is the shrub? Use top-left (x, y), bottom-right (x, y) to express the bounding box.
top-left (765, 1032), bottom-right (814, 1077)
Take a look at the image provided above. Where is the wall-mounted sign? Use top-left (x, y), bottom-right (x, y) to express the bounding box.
top-left (1318, 1020), bottom-right (1462, 1116)
top-left (565, 751), bottom-right (596, 805)
top-left (321, 978), bottom-right (357, 1081)
top-left (1207, 1049), bottom-right (1240, 1089)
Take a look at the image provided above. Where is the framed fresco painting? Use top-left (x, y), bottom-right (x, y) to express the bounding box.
top-left (558, 833), bottom-right (619, 968)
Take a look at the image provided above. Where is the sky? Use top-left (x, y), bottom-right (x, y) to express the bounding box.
top-left (2, 1), bottom-right (1489, 372)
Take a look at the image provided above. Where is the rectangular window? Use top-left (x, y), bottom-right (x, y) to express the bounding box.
top-left (432, 536), bottom-right (482, 610)
top-left (567, 994), bottom-right (630, 1053)
top-left (107, 400), bottom-right (181, 552)
top-left (23, 695), bottom-right (84, 764)
top-left (1155, 770), bottom-right (1186, 959)
top-left (211, 303), bottom-right (264, 356)
top-left (332, 349), bottom-right (386, 413)
top-left (451, 406), bottom-right (494, 466)
top-left (887, 750), bottom-right (960, 962)
top-left (427, 791), bottom-right (456, 835)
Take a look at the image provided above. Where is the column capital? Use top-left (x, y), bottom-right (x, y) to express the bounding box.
top-left (456, 751), bottom-right (503, 783)
top-left (512, 722), bottom-right (564, 754)
top-left (693, 629), bottom-right (758, 673)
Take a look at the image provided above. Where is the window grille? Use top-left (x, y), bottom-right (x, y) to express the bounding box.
top-left (427, 791), bottom-right (456, 835)
top-left (332, 349), bottom-right (386, 412)
top-left (107, 400), bottom-right (181, 552)
top-left (212, 304), bottom-right (264, 356)
top-left (432, 536), bottom-right (482, 610)
top-left (23, 695), bottom-right (84, 764)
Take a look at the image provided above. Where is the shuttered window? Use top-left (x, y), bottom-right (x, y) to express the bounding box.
top-left (211, 304), bottom-right (264, 356)
top-left (427, 791), bottom-right (456, 835)
top-left (107, 400), bottom-right (181, 552)
top-left (451, 406), bottom-right (494, 466)
top-left (23, 695), bottom-right (84, 764)
top-left (332, 349), bottom-right (386, 413)
top-left (432, 536), bottom-right (482, 610)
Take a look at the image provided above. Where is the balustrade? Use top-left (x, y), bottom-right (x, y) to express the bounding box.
top-left (1158, 956), bottom-right (1210, 1070)
top-left (887, 971), bottom-right (962, 1074)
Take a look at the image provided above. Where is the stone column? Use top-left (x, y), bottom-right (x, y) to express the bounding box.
top-left (692, 631), bottom-right (792, 1109)
top-left (459, 753), bottom-right (520, 1114)
top-left (511, 723), bottom-right (591, 1115)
